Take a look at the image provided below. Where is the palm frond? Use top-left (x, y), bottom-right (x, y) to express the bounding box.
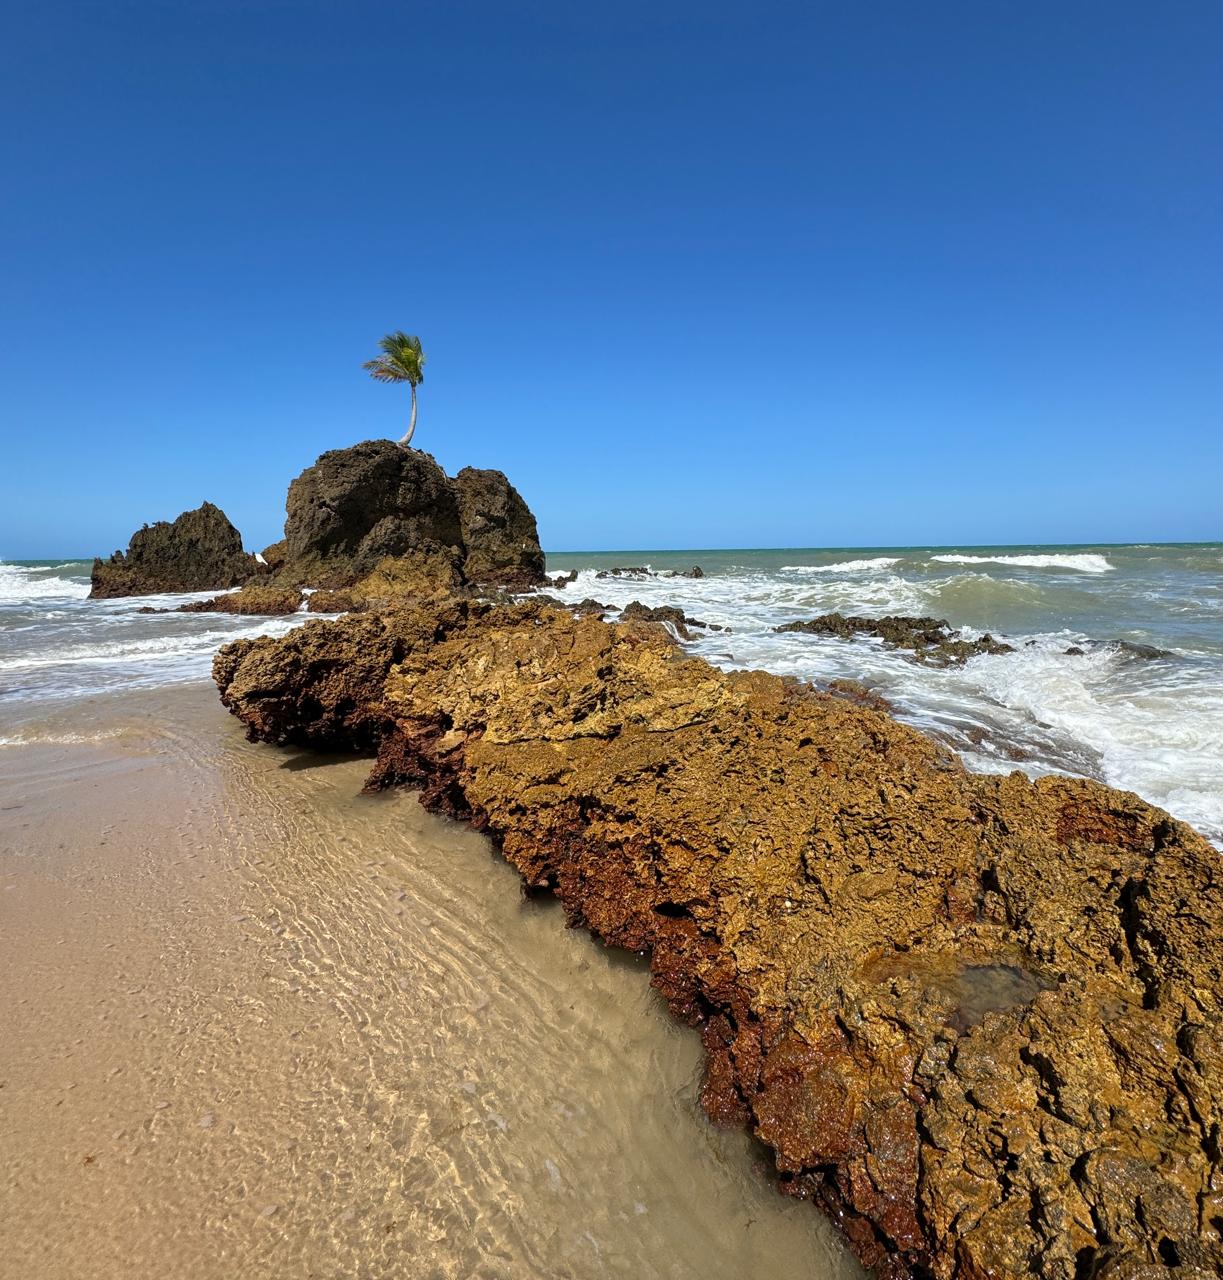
top-left (365, 331), bottom-right (426, 385)
top-left (363, 356), bottom-right (408, 383)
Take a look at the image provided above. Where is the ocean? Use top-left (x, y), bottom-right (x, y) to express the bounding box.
top-left (2, 543), bottom-right (1222, 844)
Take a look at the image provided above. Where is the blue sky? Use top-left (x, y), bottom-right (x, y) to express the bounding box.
top-left (2, 2), bottom-right (1220, 557)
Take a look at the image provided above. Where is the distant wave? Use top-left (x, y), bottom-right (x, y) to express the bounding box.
top-left (0, 563), bottom-right (91, 601)
top-left (930, 553), bottom-right (1114, 574)
top-left (780, 557), bottom-right (901, 574)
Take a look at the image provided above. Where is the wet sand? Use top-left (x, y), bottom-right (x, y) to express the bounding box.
top-left (0, 685), bottom-right (860, 1279)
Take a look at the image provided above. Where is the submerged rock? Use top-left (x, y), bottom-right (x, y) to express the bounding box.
top-left (90, 502), bottom-right (258, 598)
top-left (595, 566), bottom-right (652, 580)
top-left (776, 612), bottom-right (1015, 666)
top-left (214, 598), bottom-right (1222, 1279)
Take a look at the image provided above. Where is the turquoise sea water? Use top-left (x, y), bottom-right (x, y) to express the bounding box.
top-left (2, 543), bottom-right (1221, 843)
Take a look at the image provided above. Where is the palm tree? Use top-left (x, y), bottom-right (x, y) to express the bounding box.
top-left (363, 332), bottom-right (426, 447)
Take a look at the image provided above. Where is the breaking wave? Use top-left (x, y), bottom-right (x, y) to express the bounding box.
top-left (779, 557), bottom-right (900, 574)
top-left (929, 553), bottom-right (1114, 574)
top-left (0, 562), bottom-right (91, 601)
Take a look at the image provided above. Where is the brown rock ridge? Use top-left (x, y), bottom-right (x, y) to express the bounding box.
top-left (213, 599), bottom-right (1222, 1279)
top-left (177, 586), bottom-right (305, 615)
top-left (90, 502), bottom-right (258, 598)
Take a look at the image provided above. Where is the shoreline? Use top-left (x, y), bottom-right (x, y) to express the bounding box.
top-left (0, 683), bottom-right (857, 1279)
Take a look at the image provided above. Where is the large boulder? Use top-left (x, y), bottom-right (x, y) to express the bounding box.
top-left (90, 502), bottom-right (257, 598)
top-left (454, 467), bottom-right (546, 589)
top-left (281, 441), bottom-right (465, 587)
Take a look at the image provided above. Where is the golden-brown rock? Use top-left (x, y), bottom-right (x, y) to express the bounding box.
top-left (214, 600), bottom-right (1223, 1278)
top-left (178, 585), bottom-right (304, 615)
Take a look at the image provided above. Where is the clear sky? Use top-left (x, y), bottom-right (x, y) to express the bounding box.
top-left (2, 2), bottom-right (1220, 557)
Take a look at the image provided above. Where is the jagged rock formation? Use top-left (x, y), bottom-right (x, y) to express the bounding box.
top-left (618, 601), bottom-right (728, 636)
top-left (90, 502), bottom-right (258, 598)
top-left (214, 598), bottom-right (1222, 1279)
top-left (260, 539), bottom-right (288, 572)
top-left (776, 613), bottom-right (1015, 667)
top-left (275, 441), bottom-right (545, 594)
top-left (279, 441), bottom-right (463, 587)
top-left (454, 466), bottom-right (547, 589)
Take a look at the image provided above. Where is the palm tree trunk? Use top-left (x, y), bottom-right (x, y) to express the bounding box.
top-left (399, 384), bottom-right (418, 447)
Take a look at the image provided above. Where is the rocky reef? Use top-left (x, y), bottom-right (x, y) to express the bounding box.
top-left (214, 597), bottom-right (1222, 1279)
top-left (776, 614), bottom-right (1015, 667)
top-left (90, 502), bottom-right (258, 598)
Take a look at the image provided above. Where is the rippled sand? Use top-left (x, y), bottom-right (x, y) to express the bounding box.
top-left (0, 685), bottom-right (860, 1279)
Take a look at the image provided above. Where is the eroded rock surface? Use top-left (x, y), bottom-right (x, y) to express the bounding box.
top-left (280, 441), bottom-right (464, 587)
top-left (454, 466), bottom-right (546, 588)
top-left (777, 613), bottom-right (1015, 667)
top-left (274, 442), bottom-right (545, 596)
top-left (177, 586), bottom-right (304, 615)
top-left (214, 600), bottom-right (1222, 1279)
top-left (90, 502), bottom-right (258, 598)
top-left (618, 601), bottom-right (728, 637)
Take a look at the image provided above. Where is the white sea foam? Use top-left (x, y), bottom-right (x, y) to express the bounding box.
top-left (929, 553), bottom-right (1114, 574)
top-left (0, 563), bottom-right (91, 601)
top-left (779, 557), bottom-right (900, 574)
top-left (0, 728), bottom-right (124, 747)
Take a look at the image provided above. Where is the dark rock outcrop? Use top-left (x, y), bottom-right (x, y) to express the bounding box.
top-left (272, 442), bottom-right (545, 598)
top-left (776, 613), bottom-right (1014, 667)
top-left (454, 467), bottom-right (546, 589)
top-left (90, 502), bottom-right (258, 598)
top-left (280, 441), bottom-right (464, 588)
top-left (595, 566), bottom-right (652, 580)
top-left (618, 601), bottom-right (695, 638)
top-left (618, 601), bottom-right (727, 637)
top-left (214, 598), bottom-right (1222, 1279)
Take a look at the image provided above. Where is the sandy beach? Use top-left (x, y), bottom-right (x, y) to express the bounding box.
top-left (0, 684), bottom-right (858, 1279)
